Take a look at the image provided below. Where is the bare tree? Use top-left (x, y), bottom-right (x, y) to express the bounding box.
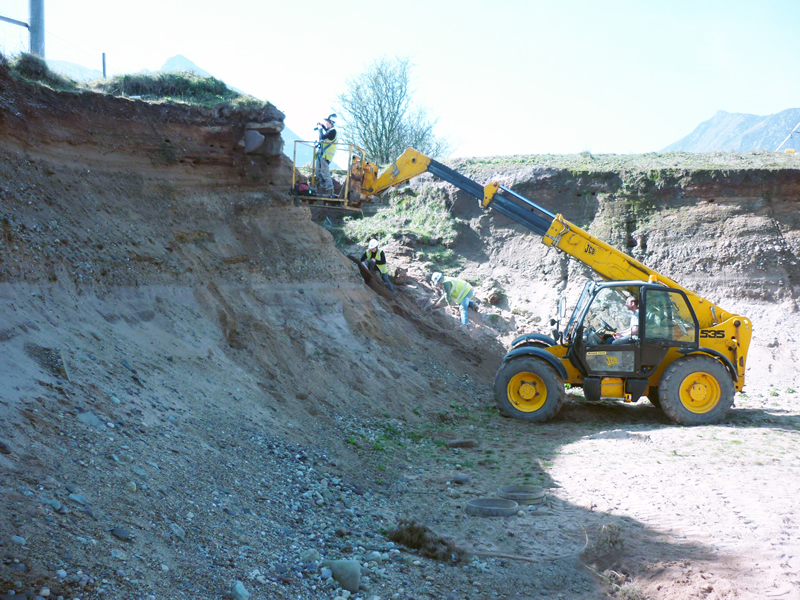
top-left (337, 56), bottom-right (450, 164)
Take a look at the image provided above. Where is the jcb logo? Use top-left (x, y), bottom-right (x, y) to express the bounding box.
top-left (585, 244), bottom-right (596, 255)
top-left (700, 330), bottom-right (725, 339)
top-left (605, 355), bottom-right (619, 367)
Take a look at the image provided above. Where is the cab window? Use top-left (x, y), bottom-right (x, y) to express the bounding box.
top-left (643, 289), bottom-right (696, 344)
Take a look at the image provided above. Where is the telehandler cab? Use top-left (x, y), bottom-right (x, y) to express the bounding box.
top-left (345, 148), bottom-right (753, 425)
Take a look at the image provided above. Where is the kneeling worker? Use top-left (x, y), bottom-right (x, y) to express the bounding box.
top-left (361, 239), bottom-right (395, 293)
top-left (430, 272), bottom-right (478, 326)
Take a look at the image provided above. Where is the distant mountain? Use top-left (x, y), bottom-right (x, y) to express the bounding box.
top-left (159, 55), bottom-right (212, 78)
top-left (44, 55), bottom-right (211, 81)
top-left (158, 55), bottom-right (248, 94)
top-left (283, 129), bottom-right (345, 170)
top-left (662, 108), bottom-right (800, 152)
top-left (283, 127), bottom-right (316, 168)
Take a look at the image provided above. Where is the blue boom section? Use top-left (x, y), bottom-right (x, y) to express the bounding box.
top-left (428, 159), bottom-right (555, 237)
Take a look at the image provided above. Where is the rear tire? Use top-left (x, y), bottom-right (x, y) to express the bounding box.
top-left (658, 355), bottom-right (734, 425)
top-left (647, 386), bottom-right (661, 409)
top-left (494, 357), bottom-right (564, 423)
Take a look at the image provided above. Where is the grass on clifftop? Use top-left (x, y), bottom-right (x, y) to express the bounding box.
top-left (6, 52), bottom-right (80, 91)
top-left (88, 72), bottom-right (263, 109)
top-left (456, 148), bottom-right (800, 173)
top-left (2, 52), bottom-right (264, 109)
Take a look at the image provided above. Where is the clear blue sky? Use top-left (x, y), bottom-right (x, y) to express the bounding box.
top-left (1, 0), bottom-right (797, 157)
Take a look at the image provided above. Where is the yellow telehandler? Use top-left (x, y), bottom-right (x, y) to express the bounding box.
top-left (345, 148), bottom-right (753, 425)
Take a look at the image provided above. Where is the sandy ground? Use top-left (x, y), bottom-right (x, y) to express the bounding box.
top-left (352, 315), bottom-right (800, 599)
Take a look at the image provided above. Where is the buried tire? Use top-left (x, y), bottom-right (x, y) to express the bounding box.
top-left (658, 355), bottom-right (735, 425)
top-left (494, 357), bottom-right (564, 423)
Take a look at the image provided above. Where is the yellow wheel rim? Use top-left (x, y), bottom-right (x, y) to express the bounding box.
top-left (507, 372), bottom-right (547, 413)
top-left (678, 371), bottom-right (721, 413)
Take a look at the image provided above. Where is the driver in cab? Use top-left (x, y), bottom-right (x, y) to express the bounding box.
top-left (611, 296), bottom-right (639, 345)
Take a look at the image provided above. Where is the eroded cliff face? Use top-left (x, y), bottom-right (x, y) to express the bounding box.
top-left (0, 65), bottom-right (502, 464)
top-left (0, 67), bottom-right (519, 596)
top-left (448, 155), bottom-right (800, 304)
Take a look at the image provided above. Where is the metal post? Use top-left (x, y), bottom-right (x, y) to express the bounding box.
top-left (102, 53), bottom-right (106, 78)
top-left (29, 0), bottom-right (44, 58)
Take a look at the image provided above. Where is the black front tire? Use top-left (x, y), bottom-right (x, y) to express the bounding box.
top-left (647, 386), bottom-right (662, 409)
top-left (494, 357), bottom-right (564, 423)
top-left (658, 355), bottom-right (735, 425)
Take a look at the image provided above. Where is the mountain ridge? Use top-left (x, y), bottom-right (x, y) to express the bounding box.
top-left (663, 108), bottom-right (800, 152)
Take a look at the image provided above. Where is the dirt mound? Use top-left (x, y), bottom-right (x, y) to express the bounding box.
top-left (0, 66), bottom-right (509, 599)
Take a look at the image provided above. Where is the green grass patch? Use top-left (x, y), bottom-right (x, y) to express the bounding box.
top-left (487, 313), bottom-right (502, 325)
top-left (416, 245), bottom-right (463, 274)
top-left (8, 53), bottom-right (78, 91)
top-left (381, 422), bottom-right (401, 437)
top-left (89, 71), bottom-right (263, 108)
top-left (335, 184), bottom-right (459, 249)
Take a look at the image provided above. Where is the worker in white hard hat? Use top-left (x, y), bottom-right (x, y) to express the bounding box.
top-left (360, 238), bottom-right (395, 293)
top-left (430, 272), bottom-right (478, 325)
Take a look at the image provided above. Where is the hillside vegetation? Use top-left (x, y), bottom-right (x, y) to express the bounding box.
top-left (3, 52), bottom-right (263, 109)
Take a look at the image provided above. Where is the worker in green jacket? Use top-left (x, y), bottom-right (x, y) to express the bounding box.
top-left (430, 272), bottom-right (478, 325)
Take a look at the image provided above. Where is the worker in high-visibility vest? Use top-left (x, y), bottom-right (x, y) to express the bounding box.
top-left (360, 239), bottom-right (395, 293)
top-left (430, 272), bottom-right (478, 325)
top-left (314, 113), bottom-right (337, 197)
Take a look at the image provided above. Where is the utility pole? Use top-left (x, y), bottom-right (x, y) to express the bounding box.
top-left (0, 14), bottom-right (29, 29)
top-left (29, 0), bottom-right (45, 58)
top-left (0, 1), bottom-right (44, 58)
